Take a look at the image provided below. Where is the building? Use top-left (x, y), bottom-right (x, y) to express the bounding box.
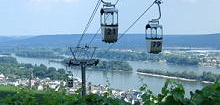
top-left (0, 74), bottom-right (5, 81)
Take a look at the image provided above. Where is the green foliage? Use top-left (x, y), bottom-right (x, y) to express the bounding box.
top-left (33, 64), bottom-right (67, 80)
top-left (95, 60), bottom-right (133, 71)
top-left (139, 84), bottom-right (157, 105)
top-left (0, 56), bottom-right (17, 64)
top-left (201, 72), bottom-right (220, 82)
top-left (1, 81), bottom-right (220, 105)
top-left (3, 88), bottom-right (37, 105)
top-left (43, 88), bottom-right (75, 105)
top-left (0, 57), bottom-right (31, 79)
top-left (140, 80), bottom-right (186, 105)
top-left (137, 69), bottom-right (220, 83)
top-left (165, 54), bottom-right (199, 66)
top-left (71, 93), bottom-right (130, 105)
top-left (96, 51), bottom-right (200, 66)
top-left (0, 86), bottom-right (18, 92)
top-left (0, 56), bottom-right (66, 80)
top-left (139, 80), bottom-right (220, 105)
top-left (158, 80), bottom-right (186, 105)
top-left (189, 83), bottom-right (220, 105)
top-left (95, 51), bottom-right (162, 62)
top-left (1, 87), bottom-right (130, 105)
top-left (0, 86), bottom-right (18, 99)
top-left (58, 68), bottom-right (66, 74)
top-left (63, 59), bottom-right (133, 71)
top-left (15, 48), bottom-right (64, 59)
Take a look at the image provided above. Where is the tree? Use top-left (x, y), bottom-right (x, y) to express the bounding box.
top-left (58, 68), bottom-right (65, 74)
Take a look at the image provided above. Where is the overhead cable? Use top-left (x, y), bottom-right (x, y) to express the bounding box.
top-left (87, 0), bottom-right (120, 46)
top-left (77, 0), bottom-right (102, 47)
top-left (105, 0), bottom-right (157, 52)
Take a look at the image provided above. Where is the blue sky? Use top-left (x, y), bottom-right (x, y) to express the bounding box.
top-left (0, 0), bottom-right (220, 36)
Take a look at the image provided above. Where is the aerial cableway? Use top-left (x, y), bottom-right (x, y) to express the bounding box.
top-left (66, 0), bottom-right (103, 96)
top-left (105, 0), bottom-right (163, 54)
top-left (145, 0), bottom-right (163, 54)
top-left (66, 0), bottom-right (164, 96)
top-left (100, 0), bottom-right (119, 43)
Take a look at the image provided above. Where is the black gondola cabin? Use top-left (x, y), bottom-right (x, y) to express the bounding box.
top-left (100, 4), bottom-right (118, 43)
top-left (67, 78), bottom-right (73, 87)
top-left (145, 20), bottom-right (163, 54)
top-left (66, 71), bottom-right (73, 87)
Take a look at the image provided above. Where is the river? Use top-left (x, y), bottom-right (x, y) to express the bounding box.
top-left (15, 56), bottom-right (220, 96)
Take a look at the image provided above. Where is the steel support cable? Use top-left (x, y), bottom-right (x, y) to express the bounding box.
top-left (87, 0), bottom-right (122, 80)
top-left (87, 0), bottom-right (120, 46)
top-left (115, 0), bottom-right (120, 5)
top-left (105, 0), bottom-right (157, 52)
top-left (77, 0), bottom-right (102, 47)
top-left (88, 27), bottom-right (101, 46)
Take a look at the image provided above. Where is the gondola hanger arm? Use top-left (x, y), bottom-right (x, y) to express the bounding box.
top-left (101, 0), bottom-right (114, 7)
top-left (152, 0), bottom-right (162, 22)
top-left (101, 0), bottom-right (111, 4)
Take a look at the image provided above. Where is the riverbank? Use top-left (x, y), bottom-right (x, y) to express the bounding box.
top-left (136, 72), bottom-right (214, 84)
top-left (14, 55), bottom-right (209, 94)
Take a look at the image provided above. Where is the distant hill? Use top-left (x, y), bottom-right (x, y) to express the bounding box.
top-left (0, 36), bottom-right (14, 43)
top-left (164, 34), bottom-right (220, 49)
top-left (0, 33), bottom-right (220, 50)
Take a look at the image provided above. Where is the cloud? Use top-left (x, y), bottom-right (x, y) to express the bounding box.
top-left (212, 0), bottom-right (220, 3)
top-left (182, 0), bottom-right (197, 3)
top-left (27, 0), bottom-right (79, 11)
top-left (30, 0), bottom-right (79, 3)
top-left (182, 0), bottom-right (220, 4)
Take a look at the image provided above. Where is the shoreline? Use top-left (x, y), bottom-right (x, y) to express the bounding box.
top-left (136, 72), bottom-right (214, 84)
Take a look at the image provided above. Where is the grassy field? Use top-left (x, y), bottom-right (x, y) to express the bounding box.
top-left (0, 85), bottom-right (19, 91)
top-left (0, 85), bottom-right (18, 98)
top-left (0, 85), bottom-right (45, 99)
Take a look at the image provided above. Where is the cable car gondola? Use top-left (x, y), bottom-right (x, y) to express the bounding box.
top-left (66, 70), bottom-right (74, 88)
top-left (100, 0), bottom-right (118, 43)
top-left (145, 0), bottom-right (163, 54)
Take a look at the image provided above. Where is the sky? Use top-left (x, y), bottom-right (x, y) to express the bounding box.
top-left (0, 0), bottom-right (220, 36)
